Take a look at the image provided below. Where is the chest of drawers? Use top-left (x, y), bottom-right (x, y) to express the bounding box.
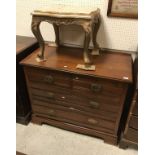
top-left (16, 35), bottom-right (38, 124)
top-left (21, 46), bottom-right (132, 145)
top-left (119, 57), bottom-right (138, 148)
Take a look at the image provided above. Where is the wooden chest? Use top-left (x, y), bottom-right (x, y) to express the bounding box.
top-left (20, 46), bottom-right (132, 145)
top-left (16, 35), bottom-right (38, 124)
top-left (119, 57), bottom-right (138, 148)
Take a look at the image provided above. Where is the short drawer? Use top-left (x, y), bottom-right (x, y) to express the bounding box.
top-left (30, 88), bottom-right (120, 121)
top-left (72, 75), bottom-right (126, 96)
top-left (129, 115), bottom-right (138, 129)
top-left (125, 128), bottom-right (138, 143)
top-left (25, 67), bottom-right (72, 88)
top-left (32, 104), bottom-right (116, 134)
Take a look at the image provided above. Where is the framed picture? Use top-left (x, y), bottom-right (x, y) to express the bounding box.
top-left (107, 0), bottom-right (138, 19)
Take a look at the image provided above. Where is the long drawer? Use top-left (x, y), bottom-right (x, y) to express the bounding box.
top-left (32, 98), bottom-right (118, 123)
top-left (29, 79), bottom-right (123, 104)
top-left (30, 87), bottom-right (120, 120)
top-left (32, 104), bottom-right (116, 134)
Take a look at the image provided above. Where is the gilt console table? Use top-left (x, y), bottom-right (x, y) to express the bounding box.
top-left (31, 6), bottom-right (101, 65)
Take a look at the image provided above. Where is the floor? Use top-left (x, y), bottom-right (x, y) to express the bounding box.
top-left (16, 123), bottom-right (138, 155)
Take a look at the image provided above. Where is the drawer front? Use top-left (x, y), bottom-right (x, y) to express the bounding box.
top-left (72, 75), bottom-right (125, 96)
top-left (125, 128), bottom-right (138, 143)
top-left (32, 97), bottom-right (118, 122)
top-left (29, 80), bottom-right (122, 108)
top-left (129, 115), bottom-right (138, 129)
top-left (72, 88), bottom-right (121, 107)
top-left (30, 88), bottom-right (120, 121)
top-left (25, 67), bottom-right (72, 88)
top-left (32, 104), bottom-right (116, 134)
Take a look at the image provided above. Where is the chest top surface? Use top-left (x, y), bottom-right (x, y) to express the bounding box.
top-left (20, 46), bottom-right (133, 83)
top-left (16, 35), bottom-right (37, 55)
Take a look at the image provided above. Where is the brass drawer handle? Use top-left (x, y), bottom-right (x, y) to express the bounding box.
top-left (89, 101), bottom-right (99, 108)
top-left (91, 83), bottom-right (102, 92)
top-left (49, 109), bottom-right (55, 116)
top-left (88, 118), bottom-right (98, 124)
top-left (47, 92), bottom-right (55, 99)
top-left (43, 75), bottom-right (54, 84)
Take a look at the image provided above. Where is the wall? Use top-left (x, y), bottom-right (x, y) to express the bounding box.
top-left (16, 0), bottom-right (137, 52)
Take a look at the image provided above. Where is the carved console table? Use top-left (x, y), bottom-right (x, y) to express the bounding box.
top-left (31, 6), bottom-right (101, 65)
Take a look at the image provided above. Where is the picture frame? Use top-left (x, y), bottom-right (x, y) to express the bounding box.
top-left (107, 0), bottom-right (138, 19)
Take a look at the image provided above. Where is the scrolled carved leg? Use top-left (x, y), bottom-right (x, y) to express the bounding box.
top-left (53, 23), bottom-right (60, 46)
top-left (92, 17), bottom-right (101, 51)
top-left (31, 17), bottom-right (45, 60)
top-left (83, 31), bottom-right (92, 65)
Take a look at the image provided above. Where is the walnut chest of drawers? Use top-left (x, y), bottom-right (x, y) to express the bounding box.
top-left (20, 46), bottom-right (132, 145)
top-left (119, 57), bottom-right (138, 148)
top-left (16, 35), bottom-right (38, 124)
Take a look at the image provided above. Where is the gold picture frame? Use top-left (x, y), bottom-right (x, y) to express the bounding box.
top-left (107, 0), bottom-right (138, 19)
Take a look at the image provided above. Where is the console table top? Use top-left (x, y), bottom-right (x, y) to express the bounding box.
top-left (32, 5), bottom-right (100, 19)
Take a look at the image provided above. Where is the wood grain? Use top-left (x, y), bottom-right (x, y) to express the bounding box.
top-left (20, 45), bottom-right (132, 83)
top-left (22, 46), bottom-right (133, 145)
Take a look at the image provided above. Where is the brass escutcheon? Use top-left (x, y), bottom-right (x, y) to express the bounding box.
top-left (89, 101), bottom-right (99, 108)
top-left (91, 83), bottom-right (102, 92)
top-left (47, 92), bottom-right (55, 99)
top-left (43, 75), bottom-right (54, 84)
top-left (49, 109), bottom-right (55, 115)
top-left (88, 118), bottom-right (98, 124)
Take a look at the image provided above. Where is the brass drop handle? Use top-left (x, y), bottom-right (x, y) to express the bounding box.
top-left (89, 101), bottom-right (99, 108)
top-left (91, 83), bottom-right (102, 92)
top-left (47, 92), bottom-right (55, 99)
top-left (43, 75), bottom-right (54, 84)
top-left (49, 109), bottom-right (55, 116)
top-left (88, 118), bottom-right (98, 124)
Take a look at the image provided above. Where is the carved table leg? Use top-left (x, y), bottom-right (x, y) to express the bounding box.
top-left (92, 17), bottom-right (101, 51)
top-left (31, 17), bottom-right (45, 60)
top-left (53, 23), bottom-right (60, 46)
top-left (83, 31), bottom-right (92, 65)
